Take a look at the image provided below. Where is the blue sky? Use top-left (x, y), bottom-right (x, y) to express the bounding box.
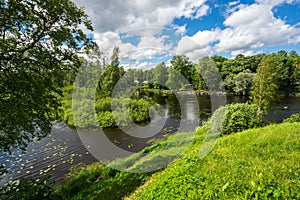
top-left (73, 0), bottom-right (300, 69)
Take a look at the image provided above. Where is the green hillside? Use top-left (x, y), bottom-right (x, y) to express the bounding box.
top-left (127, 122), bottom-right (300, 199)
top-left (55, 122), bottom-right (300, 200)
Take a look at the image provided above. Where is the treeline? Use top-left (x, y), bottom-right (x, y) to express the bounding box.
top-left (60, 48), bottom-right (300, 127)
top-left (122, 50), bottom-right (300, 97)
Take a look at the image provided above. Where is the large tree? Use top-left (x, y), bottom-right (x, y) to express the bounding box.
top-left (225, 70), bottom-right (255, 96)
top-left (171, 55), bottom-right (193, 83)
top-left (250, 55), bottom-right (281, 111)
top-left (0, 0), bottom-right (93, 151)
top-left (98, 47), bottom-right (121, 97)
top-left (152, 62), bottom-right (168, 89)
top-left (196, 57), bottom-right (224, 92)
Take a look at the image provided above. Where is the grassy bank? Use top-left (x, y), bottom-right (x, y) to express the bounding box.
top-left (128, 122), bottom-right (300, 199)
top-left (56, 122), bottom-right (300, 199)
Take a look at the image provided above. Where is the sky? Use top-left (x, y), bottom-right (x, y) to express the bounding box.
top-left (72, 0), bottom-right (300, 69)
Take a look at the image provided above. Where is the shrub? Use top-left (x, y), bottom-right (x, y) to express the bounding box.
top-left (95, 97), bottom-right (112, 113)
top-left (129, 99), bottom-right (152, 122)
top-left (97, 111), bottom-right (116, 128)
top-left (97, 97), bottom-right (154, 128)
top-left (211, 103), bottom-right (266, 135)
top-left (283, 113), bottom-right (300, 123)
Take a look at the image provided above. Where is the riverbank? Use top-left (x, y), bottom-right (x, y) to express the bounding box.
top-left (55, 121), bottom-right (300, 199)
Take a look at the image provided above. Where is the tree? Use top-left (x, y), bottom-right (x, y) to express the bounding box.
top-left (250, 55), bottom-right (281, 111)
top-left (196, 57), bottom-right (224, 92)
top-left (171, 55), bottom-right (193, 83)
top-left (211, 55), bottom-right (228, 73)
top-left (0, 0), bottom-right (93, 151)
top-left (98, 47), bottom-right (121, 97)
top-left (225, 70), bottom-right (255, 96)
top-left (289, 50), bottom-right (298, 58)
top-left (166, 67), bottom-right (182, 90)
top-left (152, 62), bottom-right (168, 89)
top-left (273, 50), bottom-right (297, 94)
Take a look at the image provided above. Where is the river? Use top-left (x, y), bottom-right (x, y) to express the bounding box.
top-left (0, 94), bottom-right (299, 185)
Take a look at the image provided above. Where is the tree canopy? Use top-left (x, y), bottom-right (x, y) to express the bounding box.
top-left (0, 0), bottom-right (93, 151)
top-left (250, 55), bottom-right (281, 111)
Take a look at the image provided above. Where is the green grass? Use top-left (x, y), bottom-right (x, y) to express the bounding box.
top-left (56, 131), bottom-right (202, 200)
top-left (55, 163), bottom-right (150, 200)
top-left (128, 122), bottom-right (300, 199)
top-left (57, 122), bottom-right (300, 199)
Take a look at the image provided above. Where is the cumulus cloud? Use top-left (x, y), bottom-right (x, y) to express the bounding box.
top-left (73, 0), bottom-right (209, 33)
top-left (216, 1), bottom-right (300, 52)
top-left (74, 0), bottom-right (300, 64)
top-left (72, 0), bottom-right (211, 66)
top-left (176, 0), bottom-right (300, 57)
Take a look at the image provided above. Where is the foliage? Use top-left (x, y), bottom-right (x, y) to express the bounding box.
top-left (250, 54), bottom-right (282, 111)
top-left (210, 103), bottom-right (266, 135)
top-left (129, 99), bottom-right (152, 123)
top-left (225, 70), bottom-right (255, 95)
top-left (95, 97), bottom-right (112, 113)
top-left (215, 54), bottom-right (262, 81)
top-left (0, 0), bottom-right (93, 151)
top-left (97, 111), bottom-right (116, 128)
top-left (166, 67), bottom-right (183, 90)
top-left (97, 47), bottom-right (121, 97)
top-left (62, 96), bottom-right (155, 128)
top-left (129, 123), bottom-right (300, 199)
top-left (170, 55), bottom-right (194, 83)
top-left (152, 62), bottom-right (168, 89)
top-left (283, 113), bottom-right (300, 123)
top-left (56, 163), bottom-right (149, 200)
top-left (0, 176), bottom-right (61, 200)
top-left (196, 57), bottom-right (224, 92)
top-left (273, 50), bottom-right (299, 94)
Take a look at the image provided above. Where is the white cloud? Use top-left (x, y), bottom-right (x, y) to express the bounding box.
top-left (174, 25), bottom-right (187, 36)
top-left (186, 48), bottom-right (213, 61)
top-left (72, 0), bottom-right (211, 65)
top-left (228, 1), bottom-right (240, 6)
top-left (93, 30), bottom-right (171, 63)
top-left (175, 29), bottom-right (220, 59)
top-left (122, 61), bottom-right (158, 70)
top-left (231, 50), bottom-right (255, 57)
top-left (73, 0), bottom-right (209, 33)
top-left (176, 0), bottom-right (300, 57)
top-left (74, 0), bottom-right (300, 64)
top-left (215, 1), bottom-right (300, 53)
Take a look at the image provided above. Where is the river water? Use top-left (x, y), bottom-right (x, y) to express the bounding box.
top-left (0, 94), bottom-right (299, 185)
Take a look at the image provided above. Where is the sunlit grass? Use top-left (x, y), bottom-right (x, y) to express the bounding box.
top-left (56, 122), bottom-right (300, 199)
top-left (128, 122), bottom-right (300, 199)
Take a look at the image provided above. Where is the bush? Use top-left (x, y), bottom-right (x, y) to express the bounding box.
top-left (0, 176), bottom-right (60, 200)
top-left (97, 97), bottom-right (154, 128)
top-left (283, 113), bottom-right (300, 123)
top-left (62, 96), bottom-right (155, 128)
top-left (211, 103), bottom-right (266, 135)
top-left (129, 99), bottom-right (152, 122)
top-left (97, 111), bottom-right (116, 128)
top-left (95, 97), bottom-right (112, 113)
